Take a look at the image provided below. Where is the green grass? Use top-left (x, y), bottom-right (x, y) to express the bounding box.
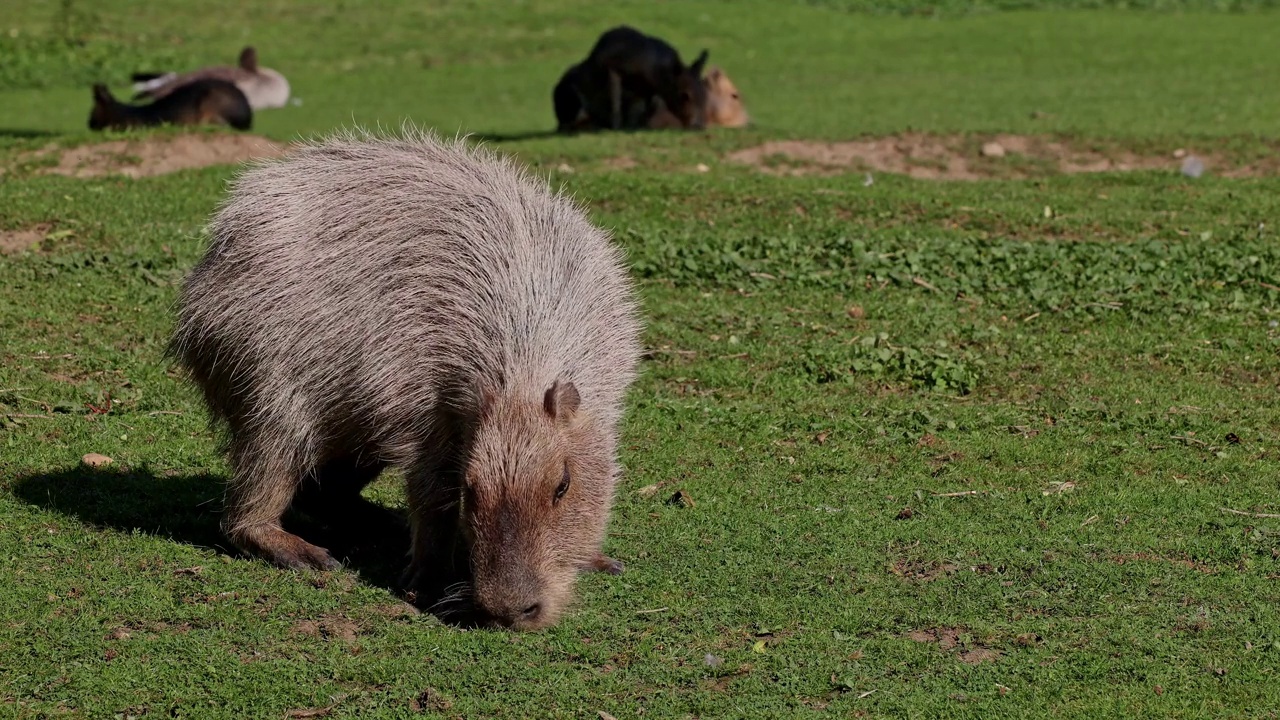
top-left (3, 0), bottom-right (1280, 717)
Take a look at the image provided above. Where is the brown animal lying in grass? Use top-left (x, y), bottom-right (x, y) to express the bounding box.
top-left (131, 46), bottom-right (290, 111)
top-left (88, 80), bottom-right (252, 131)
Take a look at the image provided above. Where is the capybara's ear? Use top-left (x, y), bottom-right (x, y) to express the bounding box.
top-left (474, 383), bottom-right (499, 421)
top-left (543, 380), bottom-right (581, 421)
top-left (690, 50), bottom-right (709, 76)
top-left (92, 83), bottom-right (113, 104)
top-left (239, 46), bottom-right (258, 72)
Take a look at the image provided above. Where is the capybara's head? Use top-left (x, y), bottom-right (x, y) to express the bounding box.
top-left (703, 66), bottom-right (749, 128)
top-left (463, 379), bottom-right (613, 630)
top-left (88, 84), bottom-right (116, 131)
top-left (672, 50), bottom-right (710, 129)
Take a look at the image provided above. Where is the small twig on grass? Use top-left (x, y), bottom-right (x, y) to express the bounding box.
top-left (912, 276), bottom-right (940, 293)
top-left (1022, 312), bottom-right (1041, 322)
top-left (28, 353), bottom-right (75, 360)
top-left (1220, 507), bottom-right (1280, 519)
top-left (147, 411), bottom-right (184, 416)
top-left (932, 490), bottom-right (981, 498)
top-left (635, 607), bottom-right (669, 615)
top-left (717, 353), bottom-right (750, 360)
top-left (6, 414), bottom-right (55, 419)
top-left (1258, 280), bottom-right (1280, 292)
top-left (857, 690), bottom-right (877, 699)
top-left (1171, 434), bottom-right (1207, 446)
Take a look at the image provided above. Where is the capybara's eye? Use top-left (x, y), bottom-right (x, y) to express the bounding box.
top-left (554, 465), bottom-right (571, 504)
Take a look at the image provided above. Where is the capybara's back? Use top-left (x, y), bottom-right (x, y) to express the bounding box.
top-left (169, 129), bottom-right (643, 630)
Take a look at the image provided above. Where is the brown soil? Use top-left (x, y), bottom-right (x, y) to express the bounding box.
top-left (907, 626), bottom-right (1003, 664)
top-left (726, 133), bottom-right (1277, 180)
top-left (290, 615), bottom-right (360, 642)
top-left (0, 223), bottom-right (51, 254)
top-left (25, 133), bottom-right (287, 179)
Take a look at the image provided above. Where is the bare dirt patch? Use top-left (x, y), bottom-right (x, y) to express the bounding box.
top-left (726, 133), bottom-right (1278, 180)
top-left (24, 133), bottom-right (287, 179)
top-left (290, 615), bottom-right (360, 642)
top-left (907, 626), bottom-right (1003, 664)
top-left (0, 223), bottom-right (51, 254)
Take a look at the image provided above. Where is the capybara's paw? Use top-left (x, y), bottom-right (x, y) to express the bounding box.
top-left (236, 526), bottom-right (341, 571)
top-left (581, 553), bottom-right (624, 576)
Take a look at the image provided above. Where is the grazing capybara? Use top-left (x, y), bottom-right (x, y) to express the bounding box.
top-left (168, 129), bottom-right (644, 630)
top-left (88, 80), bottom-right (252, 131)
top-left (554, 25), bottom-right (709, 132)
top-left (132, 46), bottom-right (290, 110)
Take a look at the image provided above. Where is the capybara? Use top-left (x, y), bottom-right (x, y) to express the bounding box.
top-left (555, 25), bottom-right (708, 132)
top-left (646, 66), bottom-right (750, 130)
top-left (88, 80), bottom-right (252, 131)
top-left (702, 66), bottom-right (749, 128)
top-left (132, 46), bottom-right (290, 110)
top-left (167, 129), bottom-right (643, 630)
top-left (560, 63), bottom-right (749, 132)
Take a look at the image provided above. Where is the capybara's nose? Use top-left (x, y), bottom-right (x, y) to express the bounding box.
top-left (483, 600), bottom-right (543, 629)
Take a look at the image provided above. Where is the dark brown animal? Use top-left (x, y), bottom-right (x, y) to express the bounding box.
top-left (88, 80), bottom-right (252, 131)
top-left (554, 26), bottom-right (709, 132)
top-left (168, 129), bottom-right (643, 631)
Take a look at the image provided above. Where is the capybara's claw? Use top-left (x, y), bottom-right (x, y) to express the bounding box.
top-left (234, 525), bottom-right (341, 571)
top-left (581, 554), bottom-right (624, 576)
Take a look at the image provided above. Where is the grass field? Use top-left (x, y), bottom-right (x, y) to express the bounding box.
top-left (3, 0), bottom-right (1280, 717)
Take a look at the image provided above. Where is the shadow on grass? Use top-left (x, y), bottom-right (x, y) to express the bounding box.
top-left (12, 465), bottom-right (476, 625)
top-left (0, 128), bottom-right (60, 139)
top-left (467, 129), bottom-right (562, 143)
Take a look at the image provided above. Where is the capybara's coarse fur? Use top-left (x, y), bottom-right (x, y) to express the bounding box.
top-left (132, 46), bottom-right (290, 110)
top-left (555, 25), bottom-right (709, 132)
top-left (168, 129), bottom-right (643, 631)
top-left (89, 80), bottom-right (252, 131)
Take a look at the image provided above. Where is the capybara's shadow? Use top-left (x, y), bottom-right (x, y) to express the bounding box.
top-left (0, 128), bottom-right (59, 139)
top-left (467, 129), bottom-right (562, 143)
top-left (12, 465), bottom-right (473, 624)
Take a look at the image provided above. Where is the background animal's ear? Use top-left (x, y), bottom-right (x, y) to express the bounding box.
top-left (706, 66), bottom-right (723, 81)
top-left (543, 380), bottom-right (581, 421)
top-left (239, 46), bottom-right (258, 72)
top-left (690, 50), bottom-right (709, 76)
top-left (92, 84), bottom-right (113, 104)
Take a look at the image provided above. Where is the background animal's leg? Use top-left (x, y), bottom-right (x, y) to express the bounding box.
top-left (608, 70), bottom-right (623, 129)
top-left (223, 445), bottom-right (339, 571)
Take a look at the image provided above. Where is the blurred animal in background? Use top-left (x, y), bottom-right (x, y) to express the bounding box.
top-left (88, 79), bottom-right (252, 131)
top-left (701, 66), bottom-right (749, 128)
top-left (646, 66), bottom-right (749, 130)
top-left (554, 25), bottom-right (709, 133)
top-left (131, 47), bottom-right (290, 111)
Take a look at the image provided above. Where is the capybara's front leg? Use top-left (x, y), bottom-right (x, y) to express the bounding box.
top-left (401, 464), bottom-right (464, 600)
